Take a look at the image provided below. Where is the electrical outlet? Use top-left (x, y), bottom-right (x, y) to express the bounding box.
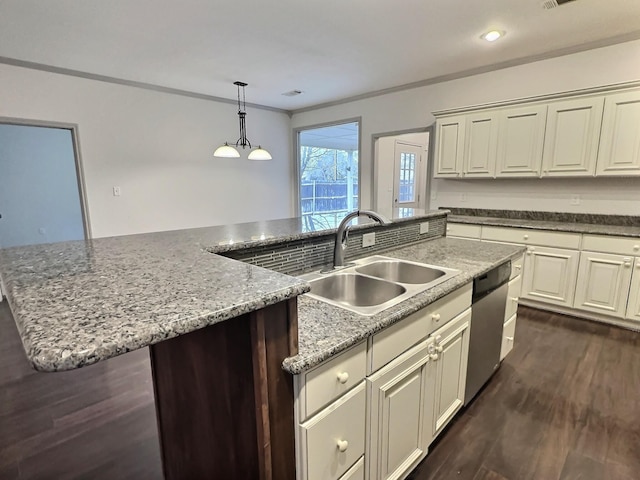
top-left (420, 222), bottom-right (430, 234)
top-left (113, 186), bottom-right (121, 197)
top-left (570, 194), bottom-right (580, 205)
top-left (362, 232), bottom-right (376, 247)
top-left (38, 227), bottom-right (46, 235)
top-left (461, 193), bottom-right (467, 202)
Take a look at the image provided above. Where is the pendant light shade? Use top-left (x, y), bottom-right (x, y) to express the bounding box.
top-left (213, 81), bottom-right (271, 160)
top-left (213, 142), bottom-right (240, 158)
top-left (248, 146), bottom-right (272, 161)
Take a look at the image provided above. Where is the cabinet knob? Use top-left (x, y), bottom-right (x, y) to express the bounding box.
top-left (624, 262), bottom-right (632, 268)
top-left (429, 353), bottom-right (439, 361)
top-left (636, 262), bottom-right (640, 269)
top-left (435, 335), bottom-right (442, 343)
top-left (436, 344), bottom-right (444, 353)
top-left (506, 336), bottom-right (514, 342)
top-left (432, 313), bottom-right (441, 322)
top-left (511, 296), bottom-right (519, 303)
top-left (515, 265), bottom-right (522, 270)
top-left (634, 245), bottom-right (640, 251)
top-left (523, 234), bottom-right (529, 240)
top-left (337, 439), bottom-right (349, 452)
top-left (527, 247), bottom-right (535, 255)
top-left (336, 372), bottom-right (349, 384)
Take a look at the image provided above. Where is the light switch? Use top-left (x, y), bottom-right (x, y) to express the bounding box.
top-left (362, 232), bottom-right (376, 247)
top-left (113, 186), bottom-right (121, 197)
top-left (420, 222), bottom-right (430, 234)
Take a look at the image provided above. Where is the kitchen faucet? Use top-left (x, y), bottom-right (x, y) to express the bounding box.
top-left (331, 210), bottom-right (391, 269)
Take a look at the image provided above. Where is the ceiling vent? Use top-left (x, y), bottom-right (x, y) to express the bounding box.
top-left (542, 0), bottom-right (577, 9)
top-left (282, 89), bottom-right (303, 97)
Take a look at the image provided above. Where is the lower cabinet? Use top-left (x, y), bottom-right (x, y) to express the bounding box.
top-left (522, 246), bottom-right (579, 307)
top-left (367, 340), bottom-right (435, 480)
top-left (298, 382), bottom-right (366, 480)
top-left (626, 258), bottom-right (640, 322)
top-left (430, 308), bottom-right (471, 437)
top-left (574, 251), bottom-right (633, 318)
top-left (500, 314), bottom-right (517, 360)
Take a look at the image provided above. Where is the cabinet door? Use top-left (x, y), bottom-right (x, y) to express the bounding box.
top-left (500, 314), bottom-right (517, 361)
top-left (367, 341), bottom-right (435, 480)
top-left (542, 96), bottom-right (604, 177)
top-left (430, 308), bottom-right (471, 438)
top-left (462, 111), bottom-right (498, 178)
top-left (496, 105), bottom-right (547, 177)
top-left (596, 90), bottom-right (640, 176)
top-left (434, 116), bottom-right (465, 178)
top-left (522, 246), bottom-right (579, 307)
top-left (625, 259), bottom-right (640, 322)
top-left (574, 251), bottom-right (633, 319)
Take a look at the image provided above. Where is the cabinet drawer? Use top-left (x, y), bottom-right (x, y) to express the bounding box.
top-left (339, 456), bottom-right (364, 480)
top-left (582, 234), bottom-right (640, 256)
top-left (505, 276), bottom-right (522, 320)
top-left (500, 314), bottom-right (517, 361)
top-left (446, 223), bottom-right (482, 239)
top-left (370, 282), bottom-right (472, 372)
top-left (304, 342), bottom-right (367, 419)
top-left (300, 382), bottom-right (366, 480)
top-left (482, 226), bottom-right (581, 249)
top-left (510, 254), bottom-right (525, 280)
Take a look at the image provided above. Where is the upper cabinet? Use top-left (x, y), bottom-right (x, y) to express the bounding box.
top-left (596, 90), bottom-right (640, 176)
top-left (434, 115), bottom-right (465, 178)
top-left (433, 83), bottom-right (640, 180)
top-left (462, 111), bottom-right (499, 178)
top-left (541, 96), bottom-right (604, 177)
top-left (496, 105), bottom-right (547, 177)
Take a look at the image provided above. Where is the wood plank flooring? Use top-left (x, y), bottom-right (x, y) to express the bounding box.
top-left (1, 301), bottom-right (639, 479)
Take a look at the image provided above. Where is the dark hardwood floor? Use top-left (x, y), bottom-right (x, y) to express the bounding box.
top-left (1, 301), bottom-right (639, 479)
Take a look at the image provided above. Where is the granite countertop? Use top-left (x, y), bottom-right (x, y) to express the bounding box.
top-left (283, 237), bottom-right (524, 374)
top-left (0, 233), bottom-right (309, 372)
top-left (0, 210), bottom-right (445, 373)
top-left (449, 215), bottom-right (640, 238)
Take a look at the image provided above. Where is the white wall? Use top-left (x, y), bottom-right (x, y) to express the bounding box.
top-left (0, 125), bottom-right (85, 247)
top-left (0, 64), bottom-right (292, 238)
top-left (292, 39), bottom-right (640, 215)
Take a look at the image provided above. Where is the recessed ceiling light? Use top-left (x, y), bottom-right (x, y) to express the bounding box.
top-left (481, 30), bottom-right (505, 42)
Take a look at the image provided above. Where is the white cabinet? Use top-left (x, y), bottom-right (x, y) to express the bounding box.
top-left (429, 308), bottom-right (471, 438)
top-left (299, 382), bottom-right (366, 480)
top-left (367, 340), bottom-right (435, 480)
top-left (495, 105), bottom-right (547, 177)
top-left (542, 97), bottom-right (604, 177)
top-left (462, 111), bottom-right (499, 178)
top-left (500, 314), bottom-right (517, 361)
top-left (434, 116), bottom-right (465, 178)
top-left (596, 90), bottom-right (640, 176)
top-left (446, 223), bottom-right (482, 240)
top-left (522, 246), bottom-right (579, 308)
top-left (626, 259), bottom-right (640, 323)
top-left (574, 251), bottom-right (633, 319)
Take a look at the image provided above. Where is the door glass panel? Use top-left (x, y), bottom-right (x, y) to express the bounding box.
top-left (399, 152), bottom-right (416, 203)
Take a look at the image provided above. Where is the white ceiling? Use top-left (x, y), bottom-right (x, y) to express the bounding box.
top-left (300, 122), bottom-right (359, 150)
top-left (1, 0), bottom-right (639, 111)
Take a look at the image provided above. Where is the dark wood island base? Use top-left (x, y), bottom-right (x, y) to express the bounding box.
top-left (149, 298), bottom-right (298, 480)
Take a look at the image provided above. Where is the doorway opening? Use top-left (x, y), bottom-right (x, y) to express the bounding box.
top-left (373, 128), bottom-right (433, 219)
top-left (0, 120), bottom-right (90, 249)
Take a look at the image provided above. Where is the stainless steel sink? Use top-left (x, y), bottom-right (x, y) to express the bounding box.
top-left (308, 273), bottom-right (406, 307)
top-left (300, 255), bottom-right (460, 316)
top-left (356, 260), bottom-right (446, 284)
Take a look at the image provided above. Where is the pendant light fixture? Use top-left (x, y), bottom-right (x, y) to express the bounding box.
top-left (213, 81), bottom-right (272, 160)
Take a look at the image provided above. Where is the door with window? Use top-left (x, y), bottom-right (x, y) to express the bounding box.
top-left (393, 142), bottom-right (423, 209)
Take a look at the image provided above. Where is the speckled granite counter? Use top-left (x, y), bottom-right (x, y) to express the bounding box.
top-left (283, 237), bottom-right (524, 374)
top-left (0, 209), bottom-right (445, 373)
top-left (449, 214), bottom-right (640, 238)
top-left (0, 232), bottom-right (309, 372)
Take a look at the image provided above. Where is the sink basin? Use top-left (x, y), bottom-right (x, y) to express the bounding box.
top-left (356, 260), bottom-right (446, 284)
top-left (308, 273), bottom-right (406, 307)
top-left (300, 255), bottom-right (460, 316)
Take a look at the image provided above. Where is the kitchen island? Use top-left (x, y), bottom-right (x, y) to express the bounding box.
top-left (0, 210), bottom-right (523, 480)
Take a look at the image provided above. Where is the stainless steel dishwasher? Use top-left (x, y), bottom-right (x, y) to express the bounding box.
top-left (464, 261), bottom-right (511, 406)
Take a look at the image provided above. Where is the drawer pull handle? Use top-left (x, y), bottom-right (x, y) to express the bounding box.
top-left (432, 313), bottom-right (441, 322)
top-left (336, 372), bottom-right (350, 384)
top-left (523, 234), bottom-right (529, 240)
top-left (634, 245), bottom-right (640, 251)
top-left (337, 439), bottom-right (349, 452)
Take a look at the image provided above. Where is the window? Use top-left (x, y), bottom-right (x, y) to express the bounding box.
top-left (297, 121), bottom-right (359, 230)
